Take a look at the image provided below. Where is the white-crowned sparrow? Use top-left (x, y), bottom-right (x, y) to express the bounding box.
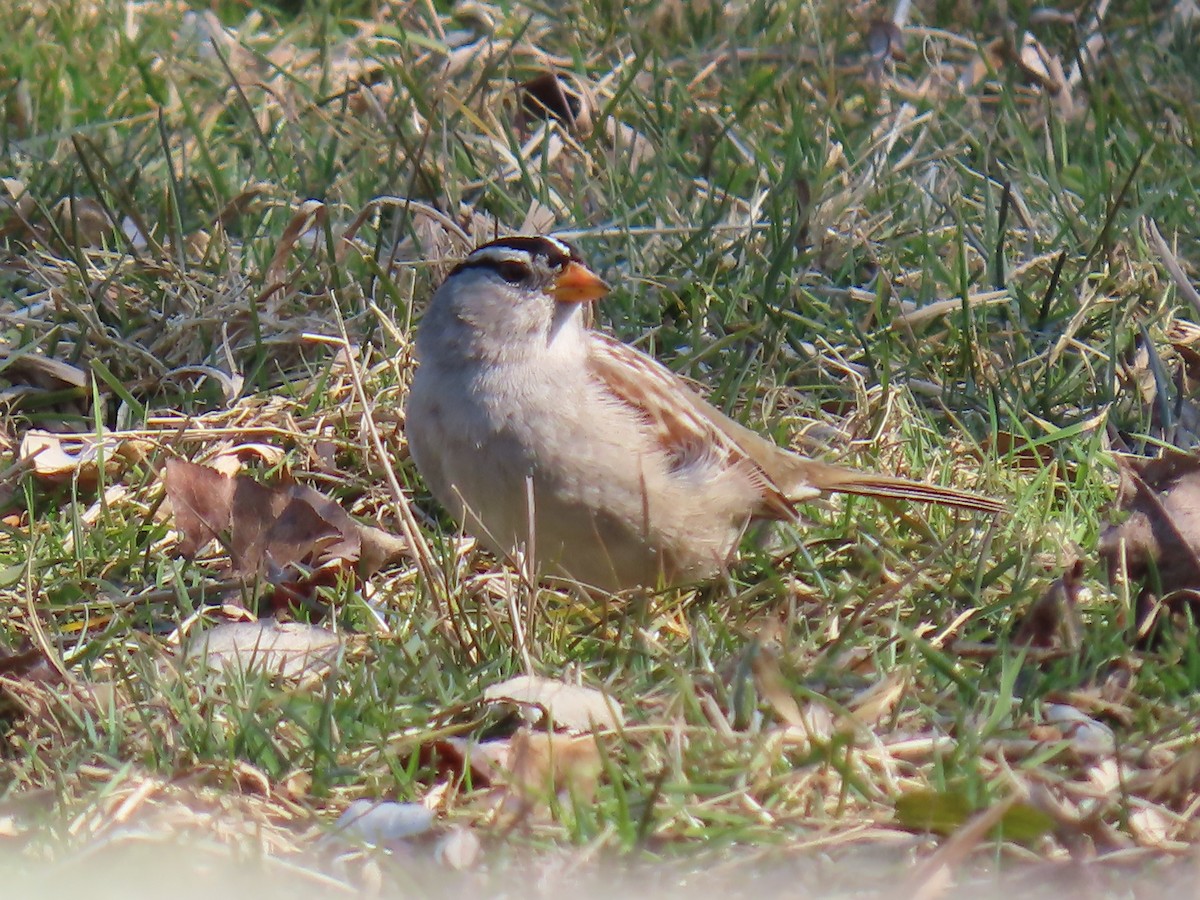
top-left (405, 235), bottom-right (1002, 592)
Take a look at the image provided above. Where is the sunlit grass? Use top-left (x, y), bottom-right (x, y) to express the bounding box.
top-left (0, 0), bottom-right (1198, 891)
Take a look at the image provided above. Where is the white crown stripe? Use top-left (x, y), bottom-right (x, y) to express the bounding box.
top-left (466, 247), bottom-right (536, 266)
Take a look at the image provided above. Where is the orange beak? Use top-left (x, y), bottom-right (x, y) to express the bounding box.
top-left (552, 261), bottom-right (610, 304)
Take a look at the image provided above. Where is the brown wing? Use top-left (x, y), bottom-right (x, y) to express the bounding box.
top-left (585, 332), bottom-right (797, 520)
top-left (586, 333), bottom-right (1005, 516)
top-left (690, 396), bottom-right (1005, 513)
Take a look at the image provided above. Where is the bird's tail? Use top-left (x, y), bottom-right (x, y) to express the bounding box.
top-left (790, 459), bottom-right (1004, 514)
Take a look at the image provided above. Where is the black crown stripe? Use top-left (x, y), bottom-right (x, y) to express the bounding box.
top-left (449, 235), bottom-right (582, 277)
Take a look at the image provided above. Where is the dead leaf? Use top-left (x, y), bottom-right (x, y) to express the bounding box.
top-left (52, 196), bottom-right (115, 248)
top-left (1012, 32), bottom-right (1063, 95)
top-left (865, 19), bottom-right (904, 63)
top-left (983, 431), bottom-right (1057, 473)
top-left (265, 200), bottom-right (326, 288)
top-left (18, 430), bottom-right (138, 482)
top-left (1054, 684), bottom-right (1134, 727)
top-left (960, 31), bottom-right (1071, 117)
top-left (0, 646), bottom-right (46, 678)
top-left (749, 643), bottom-right (806, 729)
top-left (1087, 756), bottom-right (1122, 795)
top-left (61, 485), bottom-right (129, 555)
top-left (505, 727), bottom-right (603, 802)
top-left (1043, 703), bottom-right (1115, 756)
top-left (1135, 588), bottom-right (1200, 646)
top-left (1146, 219), bottom-right (1200, 320)
top-left (435, 826), bottom-right (480, 870)
top-left (519, 198), bottom-right (557, 236)
top-left (282, 769), bottom-right (312, 800)
top-left (212, 182), bottom-right (273, 229)
top-left (1014, 560), bottom-right (1085, 649)
top-left (161, 365), bottom-right (244, 406)
top-left (332, 799), bottom-right (434, 846)
top-left (603, 118), bottom-right (656, 170)
top-left (0, 347), bottom-right (88, 391)
top-left (206, 442), bottom-right (287, 478)
top-left (0, 178), bottom-right (33, 219)
top-left (519, 72), bottom-right (595, 137)
top-left (843, 671), bottom-right (907, 730)
top-left (183, 619), bottom-right (341, 681)
top-left (745, 643), bottom-right (833, 743)
top-left (1148, 746), bottom-right (1200, 808)
top-left (163, 458), bottom-right (406, 578)
top-left (418, 737), bottom-right (509, 789)
top-left (483, 675), bottom-right (623, 732)
top-left (1098, 450), bottom-right (1200, 596)
top-left (0, 648), bottom-right (118, 720)
top-left (1129, 807), bottom-right (1175, 847)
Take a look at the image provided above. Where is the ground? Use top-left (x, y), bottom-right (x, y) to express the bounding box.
top-left (1, 0), bottom-right (1199, 895)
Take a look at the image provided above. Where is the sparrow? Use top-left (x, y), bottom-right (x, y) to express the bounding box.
top-left (405, 235), bottom-right (1002, 592)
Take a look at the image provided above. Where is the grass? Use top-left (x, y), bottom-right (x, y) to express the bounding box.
top-left (1, 0), bottom-right (1200, 892)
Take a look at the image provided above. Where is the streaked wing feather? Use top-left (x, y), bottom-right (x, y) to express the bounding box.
top-left (585, 333), bottom-right (1003, 516)
top-left (586, 333), bottom-right (796, 520)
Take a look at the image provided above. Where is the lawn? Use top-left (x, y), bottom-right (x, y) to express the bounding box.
top-left (1, 0), bottom-right (1200, 894)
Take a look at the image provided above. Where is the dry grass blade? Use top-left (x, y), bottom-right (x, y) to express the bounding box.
top-left (324, 296), bottom-right (448, 607)
top-left (1146, 218), bottom-right (1200, 319)
top-left (0, 0), bottom-right (1196, 884)
top-left (265, 200), bottom-right (326, 289)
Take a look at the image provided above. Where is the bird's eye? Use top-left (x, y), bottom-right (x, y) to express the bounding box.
top-left (496, 260), bottom-right (530, 284)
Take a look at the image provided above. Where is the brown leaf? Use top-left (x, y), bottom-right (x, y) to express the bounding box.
top-left (1135, 588), bottom-right (1200, 647)
top-left (1098, 450), bottom-right (1200, 596)
top-left (843, 671), bottom-right (907, 730)
top-left (164, 458), bottom-right (237, 558)
top-left (519, 72), bottom-right (595, 137)
top-left (0, 646), bottom-right (46, 678)
top-left (163, 458), bottom-right (406, 578)
top-left (1148, 746), bottom-right (1200, 809)
top-left (1013, 560), bottom-right (1085, 649)
top-left (744, 637), bottom-right (836, 741)
top-left (749, 643), bottom-right (799, 720)
top-left (0, 178), bottom-right (34, 220)
top-left (418, 737), bottom-right (509, 789)
top-left (1013, 32), bottom-right (1063, 95)
top-left (505, 727), bottom-right (603, 802)
top-left (865, 19), bottom-right (904, 62)
top-left (52, 196), bottom-right (115, 247)
top-left (983, 431), bottom-right (1058, 473)
top-left (212, 183), bottom-right (273, 230)
top-left (206, 443), bottom-right (287, 477)
top-left (0, 648), bottom-right (118, 720)
top-left (483, 675), bottom-right (623, 733)
top-left (0, 348), bottom-right (88, 391)
top-left (265, 200), bottom-right (326, 287)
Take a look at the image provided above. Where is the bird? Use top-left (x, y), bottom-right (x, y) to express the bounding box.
top-left (404, 235), bottom-right (1003, 593)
